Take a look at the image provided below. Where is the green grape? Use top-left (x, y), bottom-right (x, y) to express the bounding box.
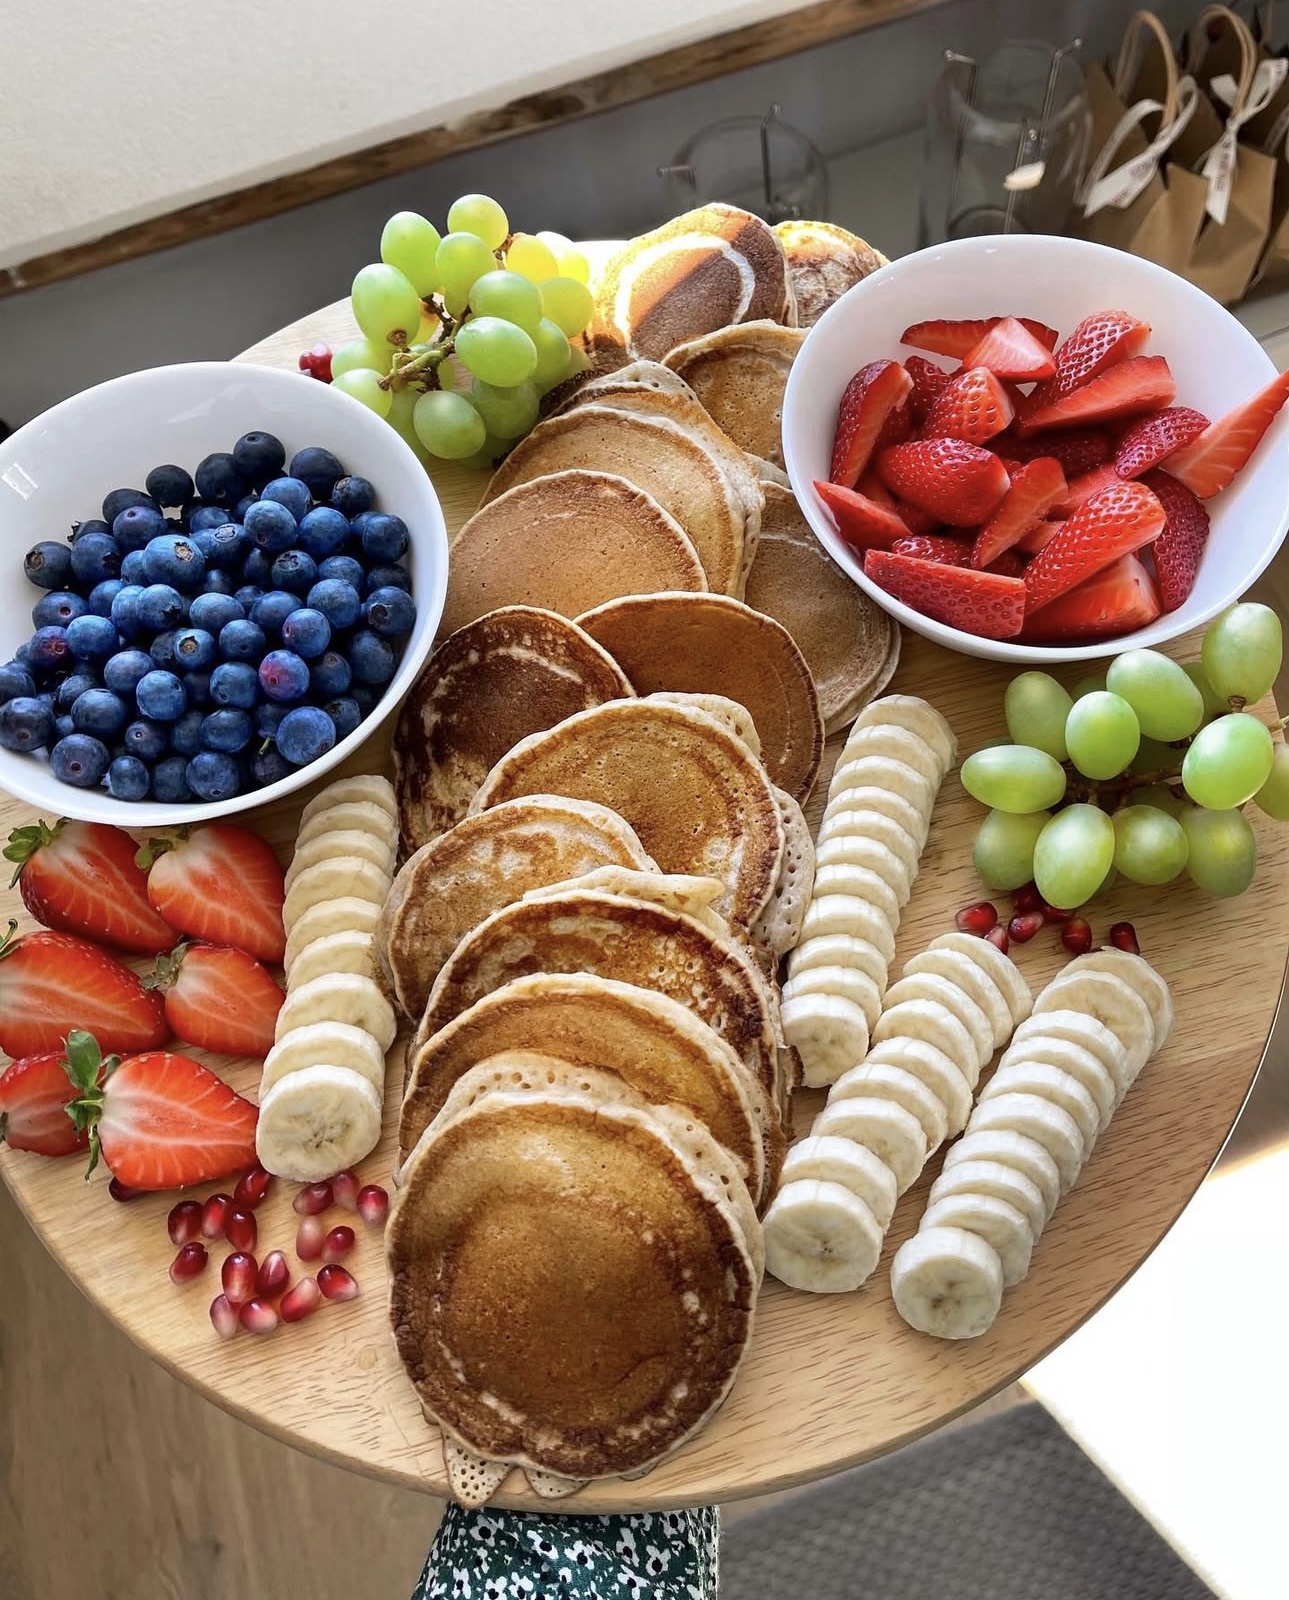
top-left (386, 386), bottom-right (428, 460)
top-left (506, 232), bottom-right (559, 284)
top-left (1105, 649), bottom-right (1204, 740)
top-left (1183, 660), bottom-right (1227, 720)
top-left (412, 389), bottom-right (487, 459)
top-left (436, 232), bottom-right (497, 302)
top-left (540, 275), bottom-right (595, 337)
top-left (455, 316), bottom-right (538, 386)
top-left (1181, 712), bottom-right (1275, 809)
top-left (972, 808), bottom-right (1051, 890)
top-left (331, 337), bottom-right (392, 379)
top-left (960, 745), bottom-right (1067, 813)
top-left (446, 193), bottom-right (509, 249)
top-left (1112, 804), bottom-right (1188, 885)
top-left (1201, 602), bottom-right (1283, 704)
top-left (537, 231), bottom-right (591, 283)
top-left (1070, 672), bottom-right (1106, 700)
top-left (351, 263), bottom-right (424, 346)
top-left (1180, 805), bottom-right (1257, 896)
top-left (1065, 691), bottom-right (1140, 781)
top-left (468, 269), bottom-right (543, 334)
top-left (379, 211), bottom-right (442, 296)
top-left (1128, 735), bottom-right (1177, 777)
top-left (459, 432), bottom-right (507, 472)
top-left (470, 378), bottom-right (539, 440)
top-left (1033, 804), bottom-right (1116, 910)
top-left (331, 368), bottom-right (392, 418)
top-left (1004, 672), bottom-right (1071, 760)
top-left (1133, 783), bottom-right (1184, 817)
top-left (1254, 741), bottom-right (1289, 820)
top-left (530, 318), bottom-right (574, 390)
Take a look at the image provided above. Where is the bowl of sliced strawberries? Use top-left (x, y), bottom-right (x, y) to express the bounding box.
top-left (782, 233), bottom-right (1289, 660)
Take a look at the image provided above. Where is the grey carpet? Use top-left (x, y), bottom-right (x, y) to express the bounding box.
top-left (720, 1401), bottom-right (1216, 1600)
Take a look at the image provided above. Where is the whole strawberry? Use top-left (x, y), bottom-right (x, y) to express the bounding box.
top-left (148, 943), bottom-right (284, 1057)
top-left (0, 1050), bottom-right (92, 1157)
top-left (5, 818), bottom-right (175, 953)
top-left (138, 824), bottom-right (286, 964)
top-left (0, 921), bottom-right (169, 1058)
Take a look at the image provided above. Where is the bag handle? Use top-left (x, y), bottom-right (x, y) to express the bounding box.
top-left (1115, 9), bottom-right (1182, 118)
top-left (1190, 6), bottom-right (1283, 221)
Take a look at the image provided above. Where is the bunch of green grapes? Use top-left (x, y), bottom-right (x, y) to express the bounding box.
top-left (330, 194), bottom-right (594, 467)
top-left (961, 602), bottom-right (1287, 910)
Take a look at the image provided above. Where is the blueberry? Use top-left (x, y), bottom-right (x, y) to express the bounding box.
top-left (145, 463), bottom-right (195, 507)
top-left (201, 569), bottom-right (237, 597)
top-left (365, 586), bottom-right (416, 639)
top-left (259, 476), bottom-right (312, 523)
top-left (54, 713), bottom-right (76, 741)
top-left (245, 499), bottom-right (299, 552)
top-left (102, 488), bottom-right (154, 525)
top-left (297, 506), bottom-right (351, 561)
top-left (258, 649), bottom-right (310, 703)
top-left (188, 505), bottom-right (230, 534)
top-left (347, 629), bottom-right (396, 686)
top-left (124, 719), bottom-right (167, 762)
top-left (70, 518), bottom-right (112, 542)
top-left (72, 687), bottom-right (128, 738)
top-left (0, 661), bottom-right (36, 704)
top-left (184, 668), bottom-right (212, 708)
top-left (112, 504), bottom-right (168, 553)
top-left (250, 589), bottom-right (299, 637)
top-left (120, 549), bottom-right (149, 585)
top-left (88, 578), bottom-right (126, 618)
top-left (242, 547), bottom-right (274, 588)
top-left (50, 732), bottom-right (111, 787)
top-left (23, 541), bottom-right (74, 591)
top-left (324, 696), bottom-right (363, 742)
top-left (330, 475), bottom-right (375, 517)
top-left (56, 672), bottom-right (99, 713)
top-left (70, 531), bottom-right (122, 588)
top-left (135, 670), bottom-right (186, 722)
top-left (271, 549), bottom-right (317, 597)
top-left (254, 702), bottom-right (289, 739)
top-left (233, 431), bottom-right (286, 488)
top-left (194, 452), bottom-right (245, 507)
top-left (219, 618), bottom-right (266, 664)
top-left (168, 708), bottom-right (205, 757)
top-left (307, 577), bottom-right (363, 630)
top-left (189, 592), bottom-right (243, 633)
top-left (149, 631), bottom-right (180, 670)
top-left (349, 683), bottom-right (378, 716)
top-left (66, 613), bottom-right (120, 662)
top-left (173, 628), bottom-right (216, 670)
top-left (276, 704), bottom-right (335, 766)
top-left (137, 584), bottom-right (187, 633)
top-left (150, 755), bottom-right (191, 803)
top-left (280, 608), bottom-right (330, 660)
top-left (234, 584), bottom-right (264, 612)
top-left (360, 513), bottom-right (409, 564)
top-left (310, 649), bottom-right (352, 698)
top-left (250, 745), bottom-right (294, 787)
top-left (234, 492), bottom-right (259, 522)
top-left (209, 661), bottom-right (259, 710)
top-left (289, 447), bottom-right (345, 501)
top-left (317, 555), bottom-right (365, 591)
top-left (365, 564), bottom-right (411, 595)
top-left (103, 648), bottom-right (154, 694)
top-left (142, 533), bottom-right (205, 593)
top-left (107, 755), bottom-right (150, 801)
top-left (348, 510), bottom-right (379, 540)
top-left (33, 591), bottom-right (88, 629)
top-left (199, 708), bottom-right (252, 754)
top-left (0, 696), bottom-right (55, 752)
top-left (186, 750), bottom-right (242, 800)
top-left (27, 626), bottom-right (71, 674)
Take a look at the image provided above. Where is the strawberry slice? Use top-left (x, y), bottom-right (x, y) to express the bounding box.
top-left (139, 823), bottom-right (286, 964)
top-left (0, 1050), bottom-right (93, 1157)
top-left (4, 819), bottom-right (175, 954)
top-left (985, 549), bottom-right (1027, 578)
top-left (964, 316), bottom-right (1057, 382)
top-left (901, 316), bottom-right (1060, 361)
top-left (1002, 428), bottom-right (1113, 478)
top-left (829, 360), bottom-right (914, 488)
top-left (147, 943), bottom-right (284, 1057)
top-left (1113, 406), bottom-right (1209, 479)
top-left (1141, 470), bottom-right (1211, 611)
top-left (1160, 368), bottom-right (1289, 499)
top-left (857, 469), bottom-right (940, 536)
top-left (815, 479), bottom-right (910, 551)
top-left (905, 355), bottom-right (954, 426)
top-left (1022, 554), bottom-right (1162, 642)
top-left (1025, 309), bottom-right (1151, 411)
top-left (924, 366), bottom-right (1015, 445)
top-left (891, 535), bottom-right (974, 565)
top-left (1023, 480), bottom-right (1166, 614)
top-left (864, 550), bottom-right (1026, 639)
top-left (877, 438), bottom-right (1010, 526)
top-left (0, 923), bottom-right (170, 1058)
top-left (1018, 356), bottom-right (1174, 436)
top-left (1050, 462), bottom-right (1122, 518)
top-left (972, 457), bottom-right (1067, 568)
top-left (1017, 518), bottom-right (1064, 555)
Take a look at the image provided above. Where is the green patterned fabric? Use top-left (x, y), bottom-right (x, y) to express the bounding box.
top-left (412, 1506), bottom-right (721, 1599)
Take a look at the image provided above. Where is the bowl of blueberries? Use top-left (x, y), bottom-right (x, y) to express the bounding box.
top-left (0, 360), bottom-right (448, 824)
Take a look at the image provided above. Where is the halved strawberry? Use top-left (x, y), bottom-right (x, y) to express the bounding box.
top-left (1050, 462), bottom-right (1123, 518)
top-left (815, 480), bottom-right (909, 550)
top-left (139, 824), bottom-right (286, 964)
top-left (1017, 518), bottom-right (1064, 555)
top-left (864, 550), bottom-right (1026, 639)
top-left (972, 457), bottom-right (1066, 568)
top-left (1161, 368), bottom-right (1289, 499)
top-left (891, 535), bottom-right (974, 565)
top-left (0, 923), bottom-right (169, 1058)
top-left (1141, 470), bottom-right (1211, 611)
top-left (905, 355), bottom-right (954, 426)
top-left (1023, 480), bottom-right (1166, 614)
top-left (147, 943), bottom-right (284, 1057)
top-left (901, 316), bottom-right (1059, 361)
top-left (964, 316), bottom-right (1057, 382)
top-left (924, 366), bottom-right (1015, 445)
top-left (877, 438), bottom-right (1010, 526)
top-left (829, 360), bottom-right (914, 488)
top-left (5, 819), bottom-right (175, 953)
top-left (1113, 406), bottom-right (1209, 479)
top-left (0, 1050), bottom-right (91, 1157)
top-left (1018, 356), bottom-right (1174, 435)
top-left (1002, 428), bottom-right (1113, 478)
top-left (1022, 554), bottom-right (1162, 642)
top-left (1024, 309), bottom-right (1151, 413)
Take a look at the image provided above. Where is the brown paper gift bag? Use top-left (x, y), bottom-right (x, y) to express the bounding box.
top-left (1240, 2), bottom-right (1289, 289)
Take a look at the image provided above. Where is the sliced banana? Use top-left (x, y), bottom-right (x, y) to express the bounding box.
top-left (882, 974), bottom-right (992, 1072)
top-left (904, 947), bottom-right (1013, 1050)
top-left (890, 1225), bottom-right (1004, 1340)
top-left (814, 1097), bottom-right (928, 1194)
top-left (780, 992), bottom-right (869, 1088)
top-left (284, 896), bottom-right (384, 975)
top-left (986, 1057), bottom-right (1105, 1146)
top-left (782, 963), bottom-right (883, 1032)
top-left (285, 828), bottom-right (397, 891)
top-left (871, 999), bottom-right (977, 1085)
top-left (283, 856), bottom-right (392, 935)
top-left (826, 755), bottom-right (936, 815)
top-left (919, 1193), bottom-right (1034, 1287)
top-left (296, 800), bottom-right (398, 852)
top-left (1033, 971), bottom-right (1155, 1083)
top-left (836, 724), bottom-right (942, 785)
top-left (816, 840), bottom-right (913, 906)
top-left (780, 1134), bottom-right (898, 1230)
top-left (260, 1021), bottom-right (387, 1094)
top-left (287, 929), bottom-right (379, 991)
top-left (275, 972), bottom-right (397, 1051)
top-left (788, 929), bottom-right (893, 985)
top-left (1010, 1009), bottom-right (1130, 1100)
top-left (928, 1158), bottom-right (1047, 1239)
top-left (965, 1092), bottom-right (1086, 1193)
top-left (816, 813), bottom-right (923, 882)
top-left (1063, 950), bottom-right (1173, 1048)
top-left (299, 774), bottom-right (397, 826)
top-left (929, 931), bottom-right (1032, 1027)
top-left (831, 1061), bottom-right (948, 1151)
top-left (798, 894), bottom-right (898, 958)
top-left (865, 1036), bottom-right (973, 1137)
top-left (998, 1034), bottom-right (1117, 1133)
top-left (819, 788), bottom-right (929, 849)
top-left (942, 1128), bottom-right (1062, 1222)
top-left (255, 1063), bottom-right (384, 1182)
top-left (763, 1179), bottom-right (884, 1294)
top-left (853, 695), bottom-right (957, 774)
top-left (811, 863), bottom-right (902, 928)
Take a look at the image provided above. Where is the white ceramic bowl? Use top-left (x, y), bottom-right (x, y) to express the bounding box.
top-left (0, 361), bottom-right (448, 824)
top-left (782, 234), bottom-right (1289, 663)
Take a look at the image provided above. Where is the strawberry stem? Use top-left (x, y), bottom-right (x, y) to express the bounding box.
top-left (0, 920), bottom-right (18, 961)
top-left (134, 831), bottom-right (184, 871)
top-left (3, 819), bottom-right (63, 888)
top-left (143, 942), bottom-right (188, 993)
top-left (60, 1030), bottom-right (119, 1179)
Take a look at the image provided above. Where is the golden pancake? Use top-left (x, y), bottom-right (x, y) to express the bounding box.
top-left (753, 786), bottom-right (816, 958)
top-left (523, 867), bottom-right (730, 941)
top-left (663, 320), bottom-right (804, 467)
top-left (772, 219), bottom-right (888, 327)
top-left (545, 358), bottom-right (696, 418)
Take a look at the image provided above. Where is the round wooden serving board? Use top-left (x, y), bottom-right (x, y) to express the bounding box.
top-left (2, 302), bottom-right (1286, 1513)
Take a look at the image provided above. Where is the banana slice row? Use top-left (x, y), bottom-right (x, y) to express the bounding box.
top-left (256, 774), bottom-right (400, 1182)
top-left (891, 948), bottom-right (1170, 1339)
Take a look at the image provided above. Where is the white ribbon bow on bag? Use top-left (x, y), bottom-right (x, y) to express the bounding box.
top-left (1200, 56), bottom-right (1288, 224)
top-left (1079, 77), bottom-right (1201, 217)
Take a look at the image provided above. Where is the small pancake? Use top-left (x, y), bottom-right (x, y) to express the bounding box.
top-left (772, 219), bottom-right (888, 328)
top-left (545, 358), bottom-right (696, 418)
top-left (377, 796), bottom-right (653, 1020)
top-left (663, 321), bottom-right (805, 467)
top-left (577, 591), bottom-right (824, 803)
top-left (753, 787), bottom-right (816, 958)
top-left (393, 607), bottom-right (632, 854)
top-left (482, 406), bottom-right (747, 597)
top-left (471, 697), bottom-right (784, 930)
top-left (523, 867), bottom-right (730, 942)
top-left (744, 484), bottom-right (900, 734)
top-left (646, 690), bottom-right (761, 759)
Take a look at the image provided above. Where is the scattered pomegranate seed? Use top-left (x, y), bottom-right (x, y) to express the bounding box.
top-left (256, 1250), bottom-right (290, 1299)
top-left (221, 1251), bottom-right (258, 1307)
top-left (357, 1184), bottom-right (389, 1227)
top-left (322, 1225), bottom-right (355, 1264)
top-left (1062, 916), bottom-right (1094, 955)
top-left (1008, 911), bottom-right (1044, 944)
top-left (239, 1298), bottom-right (280, 1334)
top-left (1042, 902), bottom-right (1073, 925)
top-left (298, 342), bottom-right (333, 382)
top-left (226, 1208), bottom-right (258, 1253)
top-left (209, 1294), bottom-right (239, 1340)
top-left (281, 1276), bottom-right (321, 1323)
top-left (955, 900), bottom-right (998, 935)
top-left (167, 1199), bottom-right (204, 1246)
top-left (293, 1181), bottom-right (333, 1216)
top-left (202, 1193), bottom-right (233, 1239)
top-left (331, 1170), bottom-right (361, 1210)
top-left (233, 1165), bottom-right (273, 1210)
top-left (985, 925), bottom-right (1010, 953)
top-left (1110, 921), bottom-right (1141, 954)
top-left (109, 1177), bottom-right (147, 1202)
top-left (317, 1264), bottom-right (359, 1302)
top-left (1012, 883), bottom-right (1043, 915)
top-left (296, 1215), bottom-right (325, 1261)
top-left (169, 1241), bottom-right (208, 1283)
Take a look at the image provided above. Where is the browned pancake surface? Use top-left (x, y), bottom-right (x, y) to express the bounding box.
top-left (772, 219), bottom-right (888, 327)
top-left (663, 322), bottom-right (803, 465)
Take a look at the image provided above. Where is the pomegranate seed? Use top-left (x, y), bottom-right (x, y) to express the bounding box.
top-left (281, 1276), bottom-right (321, 1323)
top-left (296, 1214), bottom-right (325, 1261)
top-left (357, 1184), bottom-right (389, 1226)
top-left (297, 342), bottom-right (333, 382)
top-left (331, 1170), bottom-right (360, 1210)
top-left (1041, 902), bottom-right (1073, 925)
top-left (322, 1225), bottom-right (355, 1263)
top-left (109, 1177), bottom-right (147, 1202)
top-left (202, 1193), bottom-right (233, 1239)
top-left (318, 1264), bottom-right (359, 1302)
top-left (167, 1199), bottom-right (204, 1245)
top-left (256, 1250), bottom-right (290, 1298)
top-left (226, 1208), bottom-right (258, 1252)
top-left (1062, 916), bottom-right (1094, 955)
top-left (293, 1181), bottom-right (333, 1216)
top-left (1008, 912), bottom-right (1044, 944)
top-left (955, 900), bottom-right (998, 935)
top-left (985, 925), bottom-right (1010, 954)
top-left (233, 1165), bottom-right (273, 1210)
top-left (239, 1297), bottom-right (279, 1334)
top-left (1012, 883), bottom-right (1043, 915)
top-left (169, 1241), bottom-right (208, 1283)
top-left (221, 1251), bottom-right (258, 1307)
top-left (209, 1293), bottom-right (239, 1340)
top-left (1110, 921), bottom-right (1141, 954)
